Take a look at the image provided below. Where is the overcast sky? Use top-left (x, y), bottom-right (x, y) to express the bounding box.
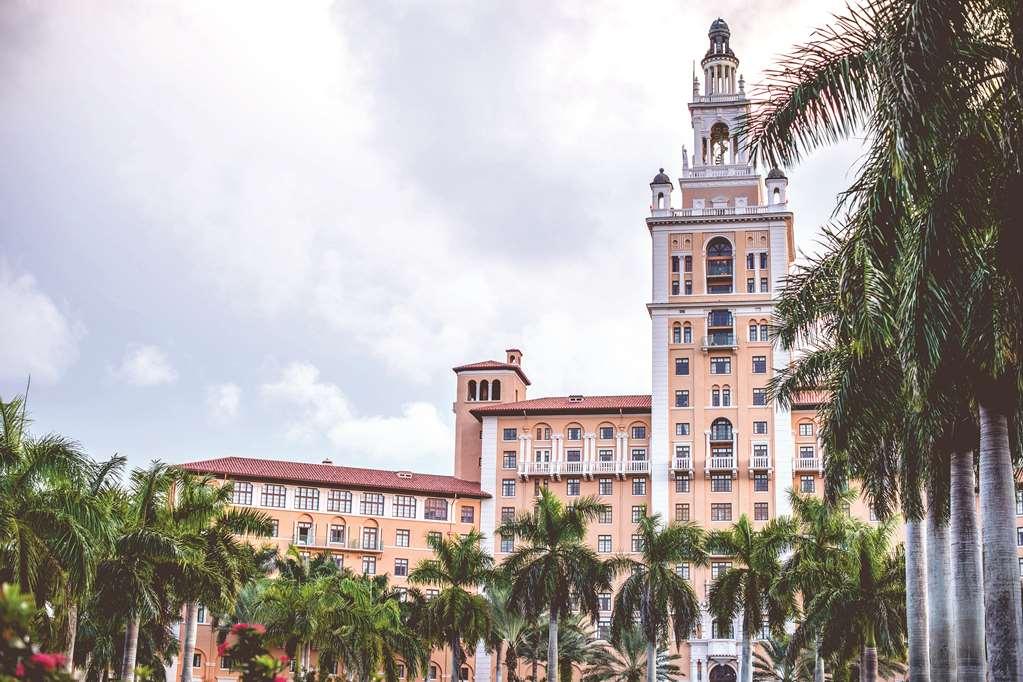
top-left (0, 1), bottom-right (861, 476)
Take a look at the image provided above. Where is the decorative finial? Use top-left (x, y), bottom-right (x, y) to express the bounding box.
top-left (659, 168), bottom-right (665, 173)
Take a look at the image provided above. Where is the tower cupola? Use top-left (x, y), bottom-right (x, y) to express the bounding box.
top-left (650, 168), bottom-right (673, 216)
top-left (701, 18), bottom-right (739, 96)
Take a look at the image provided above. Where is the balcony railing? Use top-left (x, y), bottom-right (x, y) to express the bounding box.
top-left (701, 334), bottom-right (738, 350)
top-left (287, 536), bottom-right (383, 552)
top-left (750, 453), bottom-right (771, 469)
top-left (519, 459), bottom-right (651, 477)
top-left (670, 205), bottom-right (787, 217)
top-left (622, 460), bottom-right (652, 475)
top-left (707, 455), bottom-right (736, 470)
top-left (794, 456), bottom-right (822, 471)
top-left (673, 454), bottom-right (693, 471)
top-left (707, 262), bottom-right (733, 277)
top-left (706, 639), bottom-right (738, 657)
top-left (709, 428), bottom-right (733, 442)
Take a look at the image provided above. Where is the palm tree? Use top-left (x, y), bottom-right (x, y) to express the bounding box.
top-left (610, 514), bottom-right (706, 682)
top-left (484, 583), bottom-right (531, 682)
top-left (409, 530), bottom-right (495, 682)
top-left (745, 2), bottom-right (1023, 676)
top-left (707, 515), bottom-right (791, 682)
top-left (497, 488), bottom-right (614, 682)
top-left (751, 636), bottom-right (795, 682)
top-left (796, 524), bottom-right (906, 682)
top-left (581, 625), bottom-right (684, 682)
top-left (173, 474), bottom-right (274, 682)
top-left (536, 612), bottom-right (604, 682)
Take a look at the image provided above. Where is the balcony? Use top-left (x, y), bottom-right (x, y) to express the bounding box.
top-left (794, 456), bottom-right (822, 472)
top-left (750, 453), bottom-right (771, 470)
top-left (706, 639), bottom-right (738, 658)
top-left (673, 453), bottom-right (693, 472)
top-left (519, 459), bottom-right (651, 479)
top-left (707, 454), bottom-right (736, 470)
top-left (622, 459), bottom-right (652, 475)
top-left (670, 205), bottom-right (787, 217)
top-left (701, 334), bottom-right (738, 350)
top-left (287, 536), bottom-right (383, 553)
top-left (707, 262), bottom-right (733, 277)
top-left (707, 311), bottom-right (734, 328)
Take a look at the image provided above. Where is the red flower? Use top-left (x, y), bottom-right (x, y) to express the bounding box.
top-left (278, 655), bottom-right (290, 665)
top-left (230, 622), bottom-right (249, 634)
top-left (29, 653), bottom-right (66, 671)
top-left (274, 676), bottom-right (288, 682)
top-left (14, 661), bottom-right (25, 677)
top-left (251, 623), bottom-right (266, 635)
top-left (217, 642), bottom-right (231, 657)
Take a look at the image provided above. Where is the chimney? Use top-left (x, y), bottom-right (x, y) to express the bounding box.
top-left (505, 348), bottom-right (523, 365)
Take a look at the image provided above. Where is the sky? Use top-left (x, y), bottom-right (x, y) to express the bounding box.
top-left (0, 0), bottom-right (862, 476)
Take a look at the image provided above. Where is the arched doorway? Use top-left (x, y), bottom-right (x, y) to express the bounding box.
top-left (709, 664), bottom-right (737, 682)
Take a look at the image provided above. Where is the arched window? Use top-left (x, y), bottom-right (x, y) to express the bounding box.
top-left (491, 379), bottom-right (501, 401)
top-left (673, 323), bottom-right (682, 344)
top-left (711, 387), bottom-right (721, 407)
top-left (710, 122), bottom-right (730, 165)
top-left (706, 237), bottom-right (734, 294)
top-left (657, 191), bottom-right (665, 209)
top-left (467, 380), bottom-right (477, 401)
top-left (722, 386), bottom-right (731, 407)
top-left (772, 187), bottom-right (781, 204)
top-left (683, 323), bottom-right (693, 344)
top-left (479, 380), bottom-right (490, 401)
top-left (710, 418), bottom-right (733, 441)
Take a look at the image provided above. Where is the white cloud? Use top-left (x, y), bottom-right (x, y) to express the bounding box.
top-left (260, 362), bottom-right (451, 471)
top-left (206, 383), bottom-right (241, 422)
top-left (0, 264), bottom-right (81, 384)
top-left (113, 344), bottom-right (178, 386)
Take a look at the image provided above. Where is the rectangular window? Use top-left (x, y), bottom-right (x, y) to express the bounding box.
top-left (631, 534), bottom-right (644, 552)
top-left (749, 323), bottom-right (758, 342)
top-left (502, 479), bottom-right (516, 497)
top-left (424, 498), bottom-right (448, 521)
top-left (565, 449), bottom-right (582, 463)
top-left (752, 388), bottom-right (767, 406)
top-left (598, 592), bottom-right (612, 612)
top-left (261, 484), bottom-right (286, 508)
top-left (675, 475), bottom-right (690, 493)
top-left (294, 487), bottom-right (319, 510)
top-left (711, 561), bottom-right (732, 580)
top-left (675, 357), bottom-right (690, 375)
top-left (675, 390), bottom-right (690, 408)
top-left (746, 253), bottom-right (755, 269)
top-left (676, 563), bottom-right (691, 580)
top-left (684, 255), bottom-right (693, 272)
top-left (328, 524), bottom-right (345, 545)
top-left (632, 478), bottom-right (647, 495)
top-left (671, 280), bottom-right (680, 295)
top-left (632, 425), bottom-right (647, 439)
top-left (671, 255), bottom-right (680, 273)
top-left (327, 489), bottom-right (352, 513)
top-left (684, 280), bottom-right (693, 295)
top-left (219, 656), bottom-right (232, 670)
top-left (632, 505), bottom-right (647, 523)
top-left (599, 426), bottom-right (614, 440)
top-left (598, 478), bottom-right (612, 496)
top-left (598, 506), bottom-right (613, 524)
top-left (502, 451), bottom-right (517, 469)
top-left (535, 427), bottom-right (551, 441)
top-left (196, 604), bottom-right (206, 624)
top-left (799, 423), bottom-right (814, 437)
top-left (711, 474), bottom-right (732, 492)
top-left (675, 422), bottom-right (690, 436)
top-left (231, 481), bottom-right (253, 506)
top-left (676, 503), bottom-right (690, 521)
top-left (760, 323), bottom-right (769, 341)
top-left (597, 535), bottom-right (612, 553)
top-left (392, 495), bottom-right (417, 518)
top-left (296, 521), bottom-right (312, 545)
top-left (393, 558), bottom-right (409, 577)
top-left (503, 428), bottom-right (517, 441)
top-left (567, 427), bottom-right (582, 440)
top-left (566, 478), bottom-right (581, 496)
top-left (500, 534), bottom-right (513, 553)
top-left (754, 473), bottom-right (769, 492)
top-left (1017, 490), bottom-right (1023, 515)
top-left (193, 654), bottom-right (202, 670)
top-left (710, 357), bottom-right (731, 374)
top-left (760, 277), bottom-right (769, 292)
top-left (752, 356), bottom-right (767, 373)
top-left (361, 492), bottom-right (384, 516)
top-left (598, 618), bottom-right (611, 640)
top-left (361, 527), bottom-right (378, 550)
top-left (427, 531), bottom-right (442, 545)
top-left (461, 505), bottom-right (474, 523)
top-left (711, 503), bottom-right (732, 522)
top-left (395, 529), bottom-right (410, 547)
top-left (753, 421), bottom-right (768, 435)
top-left (754, 502), bottom-right (769, 520)
top-left (1017, 528), bottom-right (1023, 546)
top-left (800, 475), bottom-right (816, 493)
top-left (362, 556), bottom-right (376, 575)
top-left (269, 519), bottom-right (278, 537)
top-left (760, 252), bottom-right (768, 269)
top-left (747, 278), bottom-right (755, 293)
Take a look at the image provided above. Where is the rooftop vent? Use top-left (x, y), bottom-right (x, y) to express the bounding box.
top-left (321, 458), bottom-right (333, 465)
top-left (396, 471), bottom-right (414, 479)
top-left (568, 395), bottom-right (584, 403)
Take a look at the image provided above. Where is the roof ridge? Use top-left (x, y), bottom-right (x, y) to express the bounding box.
top-left (186, 454), bottom-right (474, 481)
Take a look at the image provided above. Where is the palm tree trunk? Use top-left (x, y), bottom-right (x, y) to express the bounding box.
top-left (64, 602), bottom-right (78, 674)
top-left (950, 449), bottom-right (984, 682)
top-left (862, 646), bottom-right (877, 682)
top-left (978, 400), bottom-right (1023, 681)
top-left (904, 520), bottom-right (930, 682)
top-left (180, 602), bottom-right (198, 682)
top-left (531, 655), bottom-right (537, 682)
top-left (547, 607), bottom-right (559, 682)
top-left (121, 617), bottom-right (140, 682)
top-left (505, 645), bottom-right (519, 682)
top-left (495, 643), bottom-right (503, 682)
top-left (925, 494), bottom-right (956, 680)
top-left (814, 644), bottom-right (824, 682)
top-left (451, 635), bottom-right (462, 682)
top-left (740, 619), bottom-right (752, 682)
top-left (646, 639), bottom-right (657, 682)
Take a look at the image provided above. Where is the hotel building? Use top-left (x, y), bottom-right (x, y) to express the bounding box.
top-left (170, 18), bottom-right (956, 682)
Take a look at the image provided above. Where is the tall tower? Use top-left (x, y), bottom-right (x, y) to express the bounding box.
top-left (646, 18), bottom-right (795, 682)
top-left (451, 350), bottom-right (530, 482)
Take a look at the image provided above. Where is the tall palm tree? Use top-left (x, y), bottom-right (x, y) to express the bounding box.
top-left (497, 488), bottom-right (614, 682)
top-left (610, 514), bottom-right (706, 682)
top-left (173, 474), bottom-right (274, 682)
top-left (409, 529), bottom-right (495, 682)
top-left (581, 626), bottom-right (684, 682)
top-left (745, 1), bottom-right (1023, 676)
top-left (796, 524), bottom-right (906, 682)
top-left (707, 515), bottom-right (792, 682)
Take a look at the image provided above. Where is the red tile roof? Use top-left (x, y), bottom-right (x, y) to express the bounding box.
top-left (452, 360), bottom-right (531, 385)
top-left (178, 456), bottom-right (488, 498)
top-left (790, 390), bottom-right (828, 409)
top-left (470, 394), bottom-right (651, 418)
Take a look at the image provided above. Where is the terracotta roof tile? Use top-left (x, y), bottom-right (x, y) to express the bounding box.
top-left (177, 456), bottom-right (488, 498)
top-left (790, 390), bottom-right (828, 408)
top-left (452, 360), bottom-right (531, 385)
top-left (470, 394), bottom-right (651, 418)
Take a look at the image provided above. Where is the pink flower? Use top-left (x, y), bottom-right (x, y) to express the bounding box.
top-left (29, 653), bottom-right (65, 671)
top-left (217, 642), bottom-right (231, 657)
top-left (251, 623), bottom-right (266, 635)
top-left (14, 661), bottom-right (25, 677)
top-left (278, 655), bottom-right (290, 664)
top-left (274, 676), bottom-right (288, 682)
top-left (230, 622), bottom-right (249, 634)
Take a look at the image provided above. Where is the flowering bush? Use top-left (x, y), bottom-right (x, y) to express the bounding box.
top-left (218, 624), bottom-right (288, 682)
top-left (0, 585), bottom-right (73, 682)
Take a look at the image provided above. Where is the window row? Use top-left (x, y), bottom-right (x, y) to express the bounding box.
top-left (466, 379), bottom-right (501, 401)
top-left (501, 424), bottom-right (648, 441)
top-left (673, 355), bottom-right (767, 375)
top-left (229, 483), bottom-right (467, 521)
top-left (501, 476), bottom-right (648, 497)
top-left (673, 420), bottom-right (769, 437)
top-left (671, 322), bottom-right (771, 344)
top-left (673, 388), bottom-right (767, 407)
